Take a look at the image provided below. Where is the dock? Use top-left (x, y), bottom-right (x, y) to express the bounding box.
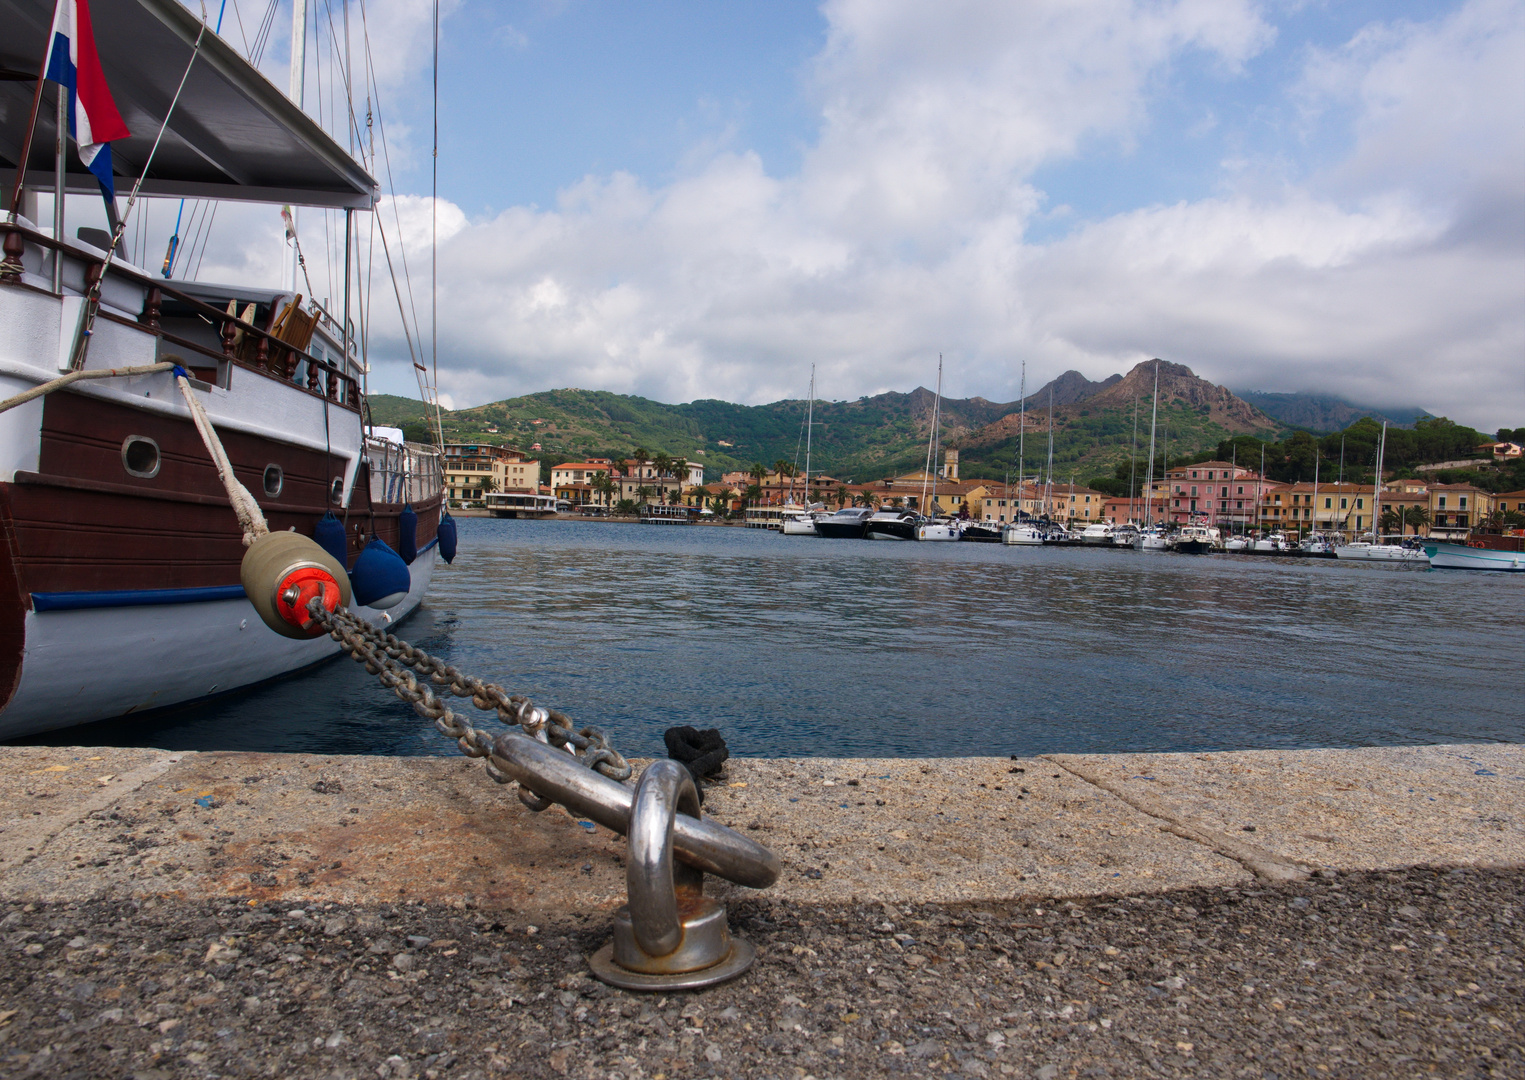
top-left (1, 743), bottom-right (1519, 1077)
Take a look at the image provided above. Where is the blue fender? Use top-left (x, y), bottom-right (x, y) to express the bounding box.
top-left (350, 536), bottom-right (411, 609)
top-left (398, 504), bottom-right (419, 564)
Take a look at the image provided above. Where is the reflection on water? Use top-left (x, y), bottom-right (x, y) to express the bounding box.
top-left (22, 518), bottom-right (1525, 758)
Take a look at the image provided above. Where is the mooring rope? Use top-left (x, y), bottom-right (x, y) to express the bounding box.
top-left (172, 367), bottom-right (269, 545)
top-left (0, 361), bottom-right (177, 417)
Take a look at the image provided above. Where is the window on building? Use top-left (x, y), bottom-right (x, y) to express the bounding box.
top-left (1460, 496), bottom-right (1468, 508)
top-left (1324, 497), bottom-right (1332, 509)
top-left (1237, 486), bottom-right (1244, 495)
top-left (1236, 500), bottom-right (1243, 509)
top-left (1340, 497), bottom-right (1348, 509)
top-left (1356, 499), bottom-right (1363, 509)
top-left (1274, 494), bottom-right (1282, 504)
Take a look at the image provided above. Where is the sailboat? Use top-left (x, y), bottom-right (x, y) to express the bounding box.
top-left (781, 365), bottom-right (821, 536)
top-left (1002, 360), bottom-right (1043, 546)
top-left (0, 0), bottom-right (447, 736)
top-left (1137, 361), bottom-right (1169, 550)
top-left (916, 356), bottom-right (959, 541)
top-left (1336, 421), bottom-right (1425, 563)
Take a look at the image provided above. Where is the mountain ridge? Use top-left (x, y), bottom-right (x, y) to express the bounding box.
top-left (369, 361), bottom-right (1288, 482)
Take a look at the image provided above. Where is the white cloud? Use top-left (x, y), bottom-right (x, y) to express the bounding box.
top-left (195, 0), bottom-right (1522, 430)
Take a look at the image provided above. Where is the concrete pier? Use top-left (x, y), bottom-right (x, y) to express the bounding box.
top-left (0, 743), bottom-right (1520, 1078)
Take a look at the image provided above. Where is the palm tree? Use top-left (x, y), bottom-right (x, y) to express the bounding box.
top-left (835, 484), bottom-right (850, 508)
top-left (1402, 504), bottom-right (1431, 536)
top-left (1379, 507), bottom-right (1402, 537)
top-left (748, 462), bottom-right (767, 504)
top-left (855, 489), bottom-right (878, 509)
top-left (744, 482), bottom-right (763, 506)
top-left (591, 472), bottom-right (617, 509)
top-left (652, 451), bottom-right (673, 478)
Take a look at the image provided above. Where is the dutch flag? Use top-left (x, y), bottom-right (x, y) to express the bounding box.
top-left (45, 0), bottom-right (130, 200)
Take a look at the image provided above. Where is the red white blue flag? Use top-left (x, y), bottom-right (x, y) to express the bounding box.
top-left (45, 0), bottom-right (130, 199)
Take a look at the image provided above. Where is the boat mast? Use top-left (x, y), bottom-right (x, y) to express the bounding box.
top-left (1045, 385), bottom-right (1054, 519)
top-left (930, 356), bottom-right (943, 516)
top-left (1230, 444), bottom-right (1237, 535)
top-left (804, 364), bottom-right (814, 503)
top-left (1311, 452), bottom-right (1320, 541)
top-left (1257, 443), bottom-right (1265, 537)
top-left (1142, 360), bottom-right (1158, 529)
top-left (1017, 359), bottom-right (1026, 523)
top-left (283, 0), bottom-right (309, 294)
top-left (1128, 385), bottom-right (1140, 524)
top-left (1372, 421), bottom-right (1387, 541)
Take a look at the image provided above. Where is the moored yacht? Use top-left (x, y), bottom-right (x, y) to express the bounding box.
top-left (813, 506), bottom-right (873, 539)
top-left (780, 505), bottom-right (822, 535)
top-left (1002, 522), bottom-right (1045, 546)
top-left (1251, 532), bottom-right (1292, 554)
top-left (865, 508), bottom-right (920, 541)
top-left (1335, 538), bottom-right (1428, 563)
top-left (1079, 523), bottom-right (1115, 546)
top-left (1138, 526), bottom-right (1171, 551)
top-left (1174, 524), bottom-right (1215, 554)
top-left (1111, 524), bottom-right (1141, 548)
top-left (958, 520), bottom-right (1003, 543)
top-left (915, 518), bottom-right (961, 541)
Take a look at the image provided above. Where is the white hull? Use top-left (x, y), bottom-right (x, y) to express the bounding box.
top-left (781, 516), bottom-right (819, 535)
top-left (1002, 525), bottom-right (1045, 546)
top-left (1426, 543), bottom-right (1525, 572)
top-left (0, 549), bottom-right (437, 738)
top-left (915, 523), bottom-right (960, 541)
top-left (1140, 536), bottom-right (1171, 550)
top-left (1336, 543), bottom-right (1427, 563)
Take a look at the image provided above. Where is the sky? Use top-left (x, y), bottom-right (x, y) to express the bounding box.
top-left (74, 0), bottom-right (1525, 429)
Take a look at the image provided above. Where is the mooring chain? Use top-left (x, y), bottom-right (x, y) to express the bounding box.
top-left (308, 603), bottom-right (633, 806)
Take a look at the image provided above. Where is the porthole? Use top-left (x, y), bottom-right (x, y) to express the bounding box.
top-left (330, 477), bottom-right (345, 505)
top-left (121, 435), bottom-right (161, 479)
top-left (263, 464), bottom-right (284, 498)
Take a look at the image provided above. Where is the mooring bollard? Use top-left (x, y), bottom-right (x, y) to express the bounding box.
top-left (489, 736), bottom-right (778, 990)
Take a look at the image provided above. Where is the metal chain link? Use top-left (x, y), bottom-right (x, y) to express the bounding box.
top-left (309, 601), bottom-right (633, 806)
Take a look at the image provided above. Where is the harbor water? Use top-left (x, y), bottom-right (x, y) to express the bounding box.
top-left (21, 518), bottom-right (1525, 758)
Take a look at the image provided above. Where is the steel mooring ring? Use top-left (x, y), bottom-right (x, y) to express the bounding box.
top-left (587, 759), bottom-right (757, 991)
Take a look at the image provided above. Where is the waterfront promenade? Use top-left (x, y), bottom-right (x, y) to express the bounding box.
top-left (0, 743), bottom-right (1519, 1077)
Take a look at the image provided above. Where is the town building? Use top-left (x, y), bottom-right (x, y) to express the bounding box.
top-left (1153, 461), bottom-right (1265, 529)
top-left (1494, 490), bottom-right (1525, 516)
top-left (549, 459), bottom-right (612, 507)
top-left (442, 443), bottom-right (537, 504)
top-left (1427, 484), bottom-right (1492, 538)
top-left (977, 480), bottom-right (1105, 525)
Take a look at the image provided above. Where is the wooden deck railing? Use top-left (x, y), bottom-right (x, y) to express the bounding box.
top-left (1, 220), bottom-right (360, 410)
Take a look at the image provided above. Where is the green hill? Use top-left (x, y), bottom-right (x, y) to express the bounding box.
top-left (365, 362), bottom-right (1293, 482)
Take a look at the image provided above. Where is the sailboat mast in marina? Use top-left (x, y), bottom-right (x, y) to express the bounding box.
top-left (804, 364), bottom-right (814, 501)
top-left (1045, 385), bottom-right (1055, 519)
top-left (1372, 421), bottom-right (1387, 540)
top-left (919, 356), bottom-right (943, 516)
top-left (1143, 360), bottom-right (1159, 527)
top-left (1017, 359), bottom-right (1026, 520)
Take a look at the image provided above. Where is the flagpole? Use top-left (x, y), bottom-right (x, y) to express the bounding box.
top-left (5, 0), bottom-right (63, 220)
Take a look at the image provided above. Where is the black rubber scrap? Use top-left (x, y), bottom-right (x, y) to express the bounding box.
top-left (664, 726), bottom-right (729, 804)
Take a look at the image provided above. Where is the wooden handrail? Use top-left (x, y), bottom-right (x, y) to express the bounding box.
top-left (0, 219), bottom-right (360, 410)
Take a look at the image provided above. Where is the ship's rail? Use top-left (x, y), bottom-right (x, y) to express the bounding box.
top-left (0, 219), bottom-right (361, 411)
top-left (366, 435), bottom-right (443, 506)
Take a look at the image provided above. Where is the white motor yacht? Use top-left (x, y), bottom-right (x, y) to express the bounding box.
top-left (915, 519), bottom-right (961, 541)
top-left (1138, 526), bottom-right (1171, 551)
top-left (1079, 523), bottom-right (1115, 546)
top-left (1223, 536), bottom-right (1250, 553)
top-left (780, 505), bottom-right (822, 536)
top-left (1335, 539), bottom-right (1428, 563)
top-left (1251, 532), bottom-right (1292, 554)
top-left (1002, 522), bottom-right (1045, 546)
top-left (1111, 524), bottom-right (1141, 548)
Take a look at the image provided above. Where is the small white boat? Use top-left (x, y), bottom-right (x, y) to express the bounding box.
top-left (1297, 533), bottom-right (1339, 558)
top-left (1174, 524), bottom-right (1215, 554)
top-left (1111, 524), bottom-right (1141, 548)
top-left (1335, 540), bottom-right (1428, 563)
top-left (1223, 536), bottom-right (1251, 553)
top-left (1425, 540), bottom-right (1525, 571)
top-left (1138, 527), bottom-right (1171, 551)
top-left (1251, 532), bottom-right (1292, 554)
top-left (1079, 523), bottom-right (1115, 546)
top-left (781, 506), bottom-right (821, 535)
top-left (1002, 522), bottom-right (1045, 546)
top-left (915, 519), bottom-right (961, 541)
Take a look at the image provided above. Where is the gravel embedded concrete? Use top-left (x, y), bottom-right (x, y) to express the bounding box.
top-left (0, 742), bottom-right (1520, 1078)
top-left (0, 867), bottom-right (1519, 1079)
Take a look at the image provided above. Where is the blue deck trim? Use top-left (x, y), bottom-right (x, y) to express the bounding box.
top-left (32, 584), bottom-right (248, 612)
top-left (420, 536), bottom-right (439, 554)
